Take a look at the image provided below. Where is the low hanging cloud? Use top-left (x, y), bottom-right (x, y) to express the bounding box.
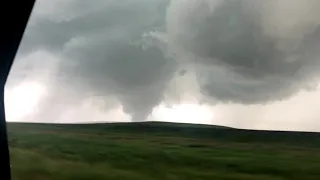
top-left (164, 0), bottom-right (320, 104)
top-left (11, 0), bottom-right (175, 121)
top-left (7, 0), bottom-right (320, 124)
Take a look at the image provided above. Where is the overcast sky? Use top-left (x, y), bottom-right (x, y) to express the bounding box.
top-left (5, 0), bottom-right (320, 132)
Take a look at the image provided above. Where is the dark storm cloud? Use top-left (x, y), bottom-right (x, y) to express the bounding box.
top-left (19, 0), bottom-right (168, 54)
top-left (165, 0), bottom-right (320, 104)
top-left (63, 35), bottom-right (175, 120)
top-left (16, 0), bottom-right (174, 121)
top-left (12, 0), bottom-right (320, 122)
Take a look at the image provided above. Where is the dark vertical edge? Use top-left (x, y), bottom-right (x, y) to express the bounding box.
top-left (0, 1), bottom-right (35, 180)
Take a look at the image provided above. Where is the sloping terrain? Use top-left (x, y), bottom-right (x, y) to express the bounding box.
top-left (7, 122), bottom-right (320, 180)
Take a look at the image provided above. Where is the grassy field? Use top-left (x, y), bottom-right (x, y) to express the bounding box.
top-left (7, 122), bottom-right (320, 180)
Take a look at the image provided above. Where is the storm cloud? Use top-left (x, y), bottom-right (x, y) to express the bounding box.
top-left (7, 0), bottom-right (320, 124)
top-left (164, 0), bottom-right (320, 104)
top-left (11, 0), bottom-right (176, 121)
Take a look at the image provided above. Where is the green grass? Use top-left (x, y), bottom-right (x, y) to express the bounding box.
top-left (7, 122), bottom-right (320, 180)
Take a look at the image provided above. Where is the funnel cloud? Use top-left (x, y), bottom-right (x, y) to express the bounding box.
top-left (5, 0), bottom-right (320, 131)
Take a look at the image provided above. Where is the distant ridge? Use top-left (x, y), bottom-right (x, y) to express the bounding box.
top-left (7, 121), bottom-right (320, 148)
top-left (7, 120), bottom-right (320, 133)
top-left (8, 121), bottom-right (232, 129)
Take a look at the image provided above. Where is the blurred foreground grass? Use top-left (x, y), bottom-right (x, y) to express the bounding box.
top-left (7, 122), bottom-right (320, 180)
